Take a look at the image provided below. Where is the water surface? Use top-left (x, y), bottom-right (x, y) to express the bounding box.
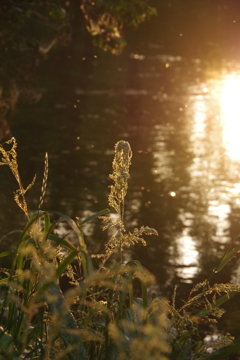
top-left (1, 24), bottom-right (240, 336)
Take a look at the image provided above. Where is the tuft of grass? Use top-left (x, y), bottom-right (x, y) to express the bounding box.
top-left (0, 137), bottom-right (36, 218)
top-left (1, 138), bottom-right (240, 359)
top-left (97, 140), bottom-right (158, 267)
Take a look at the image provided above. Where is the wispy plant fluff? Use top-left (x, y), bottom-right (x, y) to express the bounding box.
top-left (108, 140), bottom-right (132, 215)
top-left (166, 280), bottom-right (240, 359)
top-left (0, 138), bottom-right (168, 359)
top-left (1, 139), bottom-right (240, 359)
top-left (109, 297), bottom-right (170, 360)
top-left (0, 137), bottom-right (36, 217)
top-left (99, 140), bottom-right (158, 264)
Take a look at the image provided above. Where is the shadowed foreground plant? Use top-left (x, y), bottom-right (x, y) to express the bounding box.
top-left (0, 138), bottom-right (168, 360)
top-left (1, 138), bottom-right (240, 360)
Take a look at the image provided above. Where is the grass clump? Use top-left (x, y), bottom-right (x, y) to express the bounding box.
top-left (0, 138), bottom-right (240, 359)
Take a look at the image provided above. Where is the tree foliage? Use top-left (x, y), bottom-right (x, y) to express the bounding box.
top-left (0, 0), bottom-right (156, 139)
top-left (81, 0), bottom-right (157, 53)
top-left (0, 0), bottom-right (71, 139)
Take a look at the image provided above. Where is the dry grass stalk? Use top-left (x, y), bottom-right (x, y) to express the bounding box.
top-left (38, 152), bottom-right (48, 209)
top-left (0, 137), bottom-right (36, 217)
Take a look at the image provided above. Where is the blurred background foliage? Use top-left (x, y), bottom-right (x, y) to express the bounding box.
top-left (0, 0), bottom-right (156, 140)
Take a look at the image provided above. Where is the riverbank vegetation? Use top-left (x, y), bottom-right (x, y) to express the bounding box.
top-left (0, 1), bottom-right (156, 141)
top-left (1, 138), bottom-right (240, 359)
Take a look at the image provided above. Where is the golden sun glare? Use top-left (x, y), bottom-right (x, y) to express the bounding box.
top-left (220, 73), bottom-right (240, 160)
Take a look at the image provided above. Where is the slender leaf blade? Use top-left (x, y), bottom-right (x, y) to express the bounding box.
top-left (55, 250), bottom-right (78, 278)
top-left (48, 234), bottom-right (77, 251)
top-left (194, 291), bottom-right (238, 318)
top-left (214, 244), bottom-right (240, 273)
top-left (0, 251), bottom-right (14, 258)
top-left (77, 208), bottom-right (110, 225)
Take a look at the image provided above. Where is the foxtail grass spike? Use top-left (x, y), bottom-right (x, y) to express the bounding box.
top-left (39, 152), bottom-right (48, 210)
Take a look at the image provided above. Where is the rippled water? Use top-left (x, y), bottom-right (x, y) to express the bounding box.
top-left (1, 33), bottom-right (240, 334)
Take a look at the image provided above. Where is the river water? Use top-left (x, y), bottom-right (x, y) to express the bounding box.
top-left (1, 4), bottom-right (240, 337)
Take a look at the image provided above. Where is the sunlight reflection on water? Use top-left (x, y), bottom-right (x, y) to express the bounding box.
top-left (151, 72), bottom-right (240, 282)
top-left (175, 212), bottom-right (199, 282)
top-left (171, 70), bottom-right (240, 282)
top-left (220, 73), bottom-right (240, 161)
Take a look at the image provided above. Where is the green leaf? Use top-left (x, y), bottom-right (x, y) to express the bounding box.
top-left (194, 291), bottom-right (238, 318)
top-left (0, 230), bottom-right (22, 246)
top-left (25, 9), bottom-right (32, 18)
top-left (55, 250), bottom-right (78, 278)
top-left (79, 250), bottom-right (94, 277)
top-left (43, 212), bottom-right (51, 234)
top-left (126, 260), bottom-right (148, 310)
top-left (77, 208), bottom-right (110, 225)
top-left (115, 288), bottom-right (127, 322)
top-left (148, 6), bottom-right (157, 16)
top-left (0, 251), bottom-right (14, 258)
top-left (21, 211), bottom-right (48, 242)
top-left (0, 275), bottom-right (17, 284)
top-left (48, 234), bottom-right (77, 251)
top-left (49, 232), bottom-right (93, 277)
top-left (122, 308), bottom-right (135, 323)
top-left (0, 327), bottom-right (19, 356)
top-left (54, 212), bottom-right (87, 251)
top-left (14, 212), bottom-right (44, 267)
top-left (214, 243), bottom-right (240, 273)
top-left (128, 272), bottom-right (133, 307)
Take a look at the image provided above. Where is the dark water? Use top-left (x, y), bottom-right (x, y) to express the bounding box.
top-left (2, 1), bottom-right (240, 338)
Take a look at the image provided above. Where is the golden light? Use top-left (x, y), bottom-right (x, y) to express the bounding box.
top-left (220, 73), bottom-right (240, 160)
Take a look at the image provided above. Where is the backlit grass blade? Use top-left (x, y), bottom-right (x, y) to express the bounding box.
top-left (48, 234), bottom-right (78, 251)
top-left (12, 211), bottom-right (47, 271)
top-left (214, 244), bottom-right (240, 273)
top-left (116, 289), bottom-right (127, 322)
top-left (77, 208), bottom-right (110, 225)
top-left (194, 291), bottom-right (238, 319)
top-left (83, 308), bottom-right (96, 330)
top-left (54, 212), bottom-right (87, 251)
top-left (22, 211), bottom-right (47, 238)
top-left (7, 212), bottom-right (45, 283)
top-left (55, 249), bottom-right (78, 278)
top-left (0, 230), bottom-right (22, 245)
top-left (43, 211), bottom-right (50, 234)
top-left (48, 233), bottom-right (93, 276)
top-left (127, 260), bottom-right (148, 310)
top-left (0, 275), bottom-right (17, 284)
top-left (79, 250), bottom-right (94, 277)
top-left (128, 272), bottom-right (133, 307)
top-left (0, 251), bottom-right (14, 258)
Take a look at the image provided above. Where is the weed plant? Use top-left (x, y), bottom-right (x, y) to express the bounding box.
top-left (0, 138), bottom-right (240, 359)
